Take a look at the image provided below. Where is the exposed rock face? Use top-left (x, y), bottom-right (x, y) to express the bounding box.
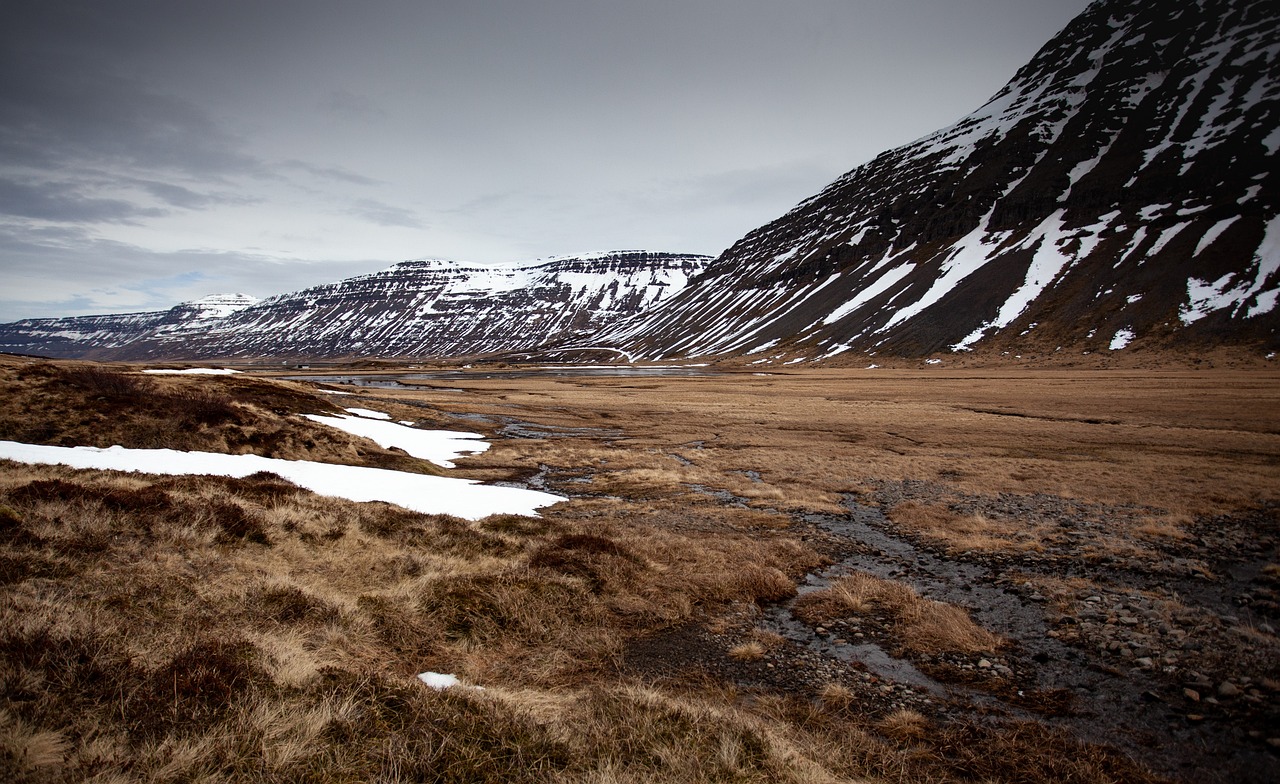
top-left (0, 294), bottom-right (258, 359)
top-left (581, 0), bottom-right (1280, 363)
top-left (0, 253), bottom-right (709, 360)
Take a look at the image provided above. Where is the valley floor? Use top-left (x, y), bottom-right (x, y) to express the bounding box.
top-left (2, 359), bottom-right (1277, 782)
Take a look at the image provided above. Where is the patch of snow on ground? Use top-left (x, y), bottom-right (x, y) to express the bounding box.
top-left (417, 672), bottom-right (461, 690)
top-left (304, 415), bottom-right (488, 468)
top-left (0, 442), bottom-right (563, 520)
top-left (344, 407), bottom-right (392, 420)
top-left (316, 390), bottom-right (353, 395)
top-left (143, 368), bottom-right (241, 375)
top-left (1109, 328), bottom-right (1135, 350)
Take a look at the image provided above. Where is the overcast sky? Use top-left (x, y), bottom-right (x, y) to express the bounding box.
top-left (1, 0), bottom-right (1090, 321)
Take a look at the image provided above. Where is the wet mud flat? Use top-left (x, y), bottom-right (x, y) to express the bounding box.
top-left (616, 478), bottom-right (1280, 783)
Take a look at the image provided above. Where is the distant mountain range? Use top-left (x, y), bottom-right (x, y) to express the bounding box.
top-left (0, 252), bottom-right (709, 360)
top-left (2, 0), bottom-right (1275, 364)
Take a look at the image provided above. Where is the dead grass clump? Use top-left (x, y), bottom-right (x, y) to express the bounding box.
top-left (355, 594), bottom-right (443, 664)
top-left (528, 534), bottom-right (642, 593)
top-left (0, 626), bottom-right (141, 743)
top-left (480, 514), bottom-right (555, 538)
top-left (229, 472), bottom-right (305, 507)
top-left (817, 682), bottom-right (855, 712)
top-left (9, 478), bottom-right (174, 517)
top-left (570, 686), bottom-right (788, 782)
top-left (889, 501), bottom-right (1046, 554)
top-left (796, 572), bottom-right (1002, 656)
top-left (0, 709), bottom-right (69, 775)
top-left (208, 500), bottom-right (271, 545)
top-left (925, 721), bottom-right (1164, 783)
top-left (728, 641), bottom-right (767, 661)
top-left (729, 565), bottom-right (797, 603)
top-left (310, 671), bottom-right (570, 782)
top-left (876, 708), bottom-right (930, 742)
top-left (355, 503), bottom-right (435, 538)
top-left (59, 365), bottom-right (153, 400)
top-left (417, 572), bottom-right (590, 646)
top-left (128, 638), bottom-right (271, 741)
top-left (248, 585), bottom-right (341, 627)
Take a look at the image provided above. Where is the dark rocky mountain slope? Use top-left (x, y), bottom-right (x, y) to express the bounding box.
top-left (574, 0), bottom-right (1279, 364)
top-left (0, 252), bottom-right (709, 360)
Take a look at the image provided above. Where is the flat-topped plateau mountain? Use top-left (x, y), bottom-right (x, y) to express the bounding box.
top-left (0, 252), bottom-right (709, 360)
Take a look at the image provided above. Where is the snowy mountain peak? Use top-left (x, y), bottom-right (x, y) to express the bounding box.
top-left (580, 0), bottom-right (1280, 363)
top-left (0, 251), bottom-right (711, 360)
top-left (181, 294), bottom-right (259, 319)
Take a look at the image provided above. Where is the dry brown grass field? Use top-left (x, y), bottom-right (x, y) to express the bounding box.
top-left (1, 355), bottom-right (1276, 782)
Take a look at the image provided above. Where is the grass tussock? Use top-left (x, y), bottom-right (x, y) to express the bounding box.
top-left (0, 360), bottom-right (440, 474)
top-left (888, 501), bottom-right (1049, 554)
top-left (795, 572), bottom-right (1003, 656)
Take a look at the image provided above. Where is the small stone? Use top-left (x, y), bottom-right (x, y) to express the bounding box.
top-left (1259, 623), bottom-right (1276, 635)
top-left (1267, 738), bottom-right (1280, 749)
top-left (1218, 681), bottom-right (1241, 698)
top-left (978, 659), bottom-right (993, 669)
top-left (1119, 616), bottom-right (1140, 626)
top-left (1136, 657), bottom-right (1154, 669)
top-left (1183, 688), bottom-right (1201, 702)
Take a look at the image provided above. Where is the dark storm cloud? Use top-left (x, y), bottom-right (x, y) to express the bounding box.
top-left (133, 181), bottom-right (237, 210)
top-left (0, 49), bottom-right (260, 178)
top-left (281, 161), bottom-right (381, 187)
top-left (0, 221), bottom-right (385, 318)
top-left (348, 199), bottom-right (424, 229)
top-left (0, 177), bottom-right (165, 223)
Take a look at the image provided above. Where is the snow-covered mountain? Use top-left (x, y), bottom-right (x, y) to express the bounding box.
top-left (570, 0), bottom-right (1279, 363)
top-left (0, 294), bottom-right (258, 359)
top-left (0, 252), bottom-right (708, 360)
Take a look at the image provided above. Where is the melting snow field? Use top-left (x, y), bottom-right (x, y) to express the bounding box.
top-left (142, 368), bottom-right (242, 376)
top-left (0, 441), bottom-right (562, 521)
top-left (303, 413), bottom-right (488, 468)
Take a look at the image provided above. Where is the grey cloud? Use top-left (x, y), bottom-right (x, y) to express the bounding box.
top-left (348, 199), bottom-right (424, 228)
top-left (0, 54), bottom-right (259, 179)
top-left (0, 178), bottom-right (165, 223)
top-left (282, 161), bottom-right (381, 186)
top-left (0, 223), bottom-right (385, 321)
top-left (129, 180), bottom-right (260, 210)
top-left (320, 89), bottom-right (384, 120)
